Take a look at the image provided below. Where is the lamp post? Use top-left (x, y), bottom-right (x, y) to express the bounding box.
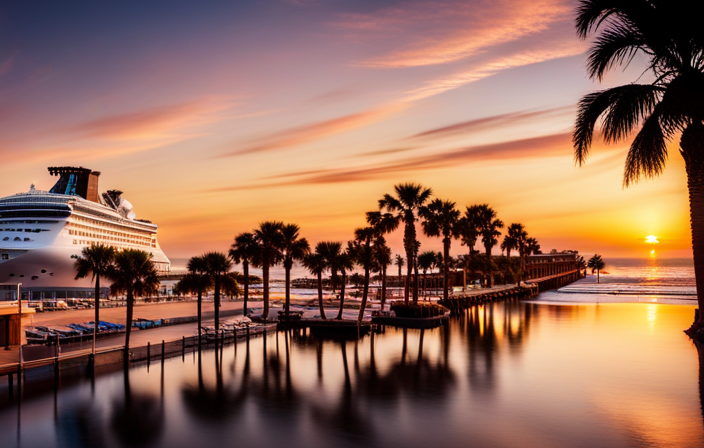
top-left (16, 282), bottom-right (22, 368)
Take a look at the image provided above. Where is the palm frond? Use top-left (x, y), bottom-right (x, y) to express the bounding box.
top-left (587, 23), bottom-right (644, 80)
top-left (623, 109), bottom-right (668, 186)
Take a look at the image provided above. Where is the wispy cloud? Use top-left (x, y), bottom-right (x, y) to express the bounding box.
top-left (222, 103), bottom-right (403, 157)
top-left (411, 106), bottom-right (574, 140)
top-left (208, 132), bottom-right (581, 192)
top-left (337, 0), bottom-right (572, 68)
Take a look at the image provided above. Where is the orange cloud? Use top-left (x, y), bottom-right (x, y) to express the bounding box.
top-left (338, 0), bottom-right (571, 68)
top-left (222, 104), bottom-right (403, 157)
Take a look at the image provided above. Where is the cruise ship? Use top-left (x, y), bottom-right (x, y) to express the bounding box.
top-left (0, 167), bottom-right (170, 300)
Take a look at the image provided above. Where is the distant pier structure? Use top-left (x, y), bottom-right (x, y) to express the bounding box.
top-left (524, 251), bottom-right (583, 292)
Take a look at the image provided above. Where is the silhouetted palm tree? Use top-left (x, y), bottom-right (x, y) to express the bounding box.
top-left (177, 255), bottom-right (211, 336)
top-left (475, 204), bottom-right (504, 287)
top-left (230, 232), bottom-right (258, 316)
top-left (457, 204), bottom-right (482, 288)
top-left (504, 223), bottom-right (527, 283)
top-left (372, 239), bottom-right (392, 311)
top-left (395, 254), bottom-right (405, 288)
top-left (109, 249), bottom-right (159, 351)
top-left (304, 247), bottom-right (328, 319)
top-left (420, 199), bottom-right (460, 301)
top-left (417, 251), bottom-right (437, 299)
top-left (253, 221), bottom-right (284, 320)
top-left (73, 243), bottom-right (116, 355)
top-left (573, 0), bottom-right (704, 332)
top-left (378, 183), bottom-right (432, 304)
top-left (588, 254), bottom-right (606, 283)
top-left (349, 227), bottom-right (376, 322)
top-left (330, 247), bottom-right (354, 319)
top-left (280, 224), bottom-right (310, 315)
top-left (202, 252), bottom-right (232, 334)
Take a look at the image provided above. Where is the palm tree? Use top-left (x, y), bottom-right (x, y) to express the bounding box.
top-left (456, 205), bottom-right (482, 289)
top-left (475, 204), bottom-right (504, 287)
top-left (303, 248), bottom-right (328, 320)
top-left (420, 199), bottom-right (460, 301)
top-left (330, 247), bottom-right (354, 319)
top-left (572, 0), bottom-right (704, 332)
top-left (177, 255), bottom-right (211, 337)
top-left (73, 243), bottom-right (116, 355)
top-left (349, 227), bottom-right (376, 322)
top-left (202, 252), bottom-right (232, 335)
top-left (417, 251), bottom-right (437, 299)
top-left (372, 240), bottom-right (392, 311)
top-left (253, 221), bottom-right (284, 320)
top-left (394, 254), bottom-right (405, 288)
top-left (279, 224), bottom-right (310, 316)
top-left (230, 232), bottom-right (258, 316)
top-left (378, 183), bottom-right (432, 304)
top-left (588, 254), bottom-right (606, 283)
top-left (109, 249), bottom-right (160, 351)
top-left (504, 223), bottom-right (527, 283)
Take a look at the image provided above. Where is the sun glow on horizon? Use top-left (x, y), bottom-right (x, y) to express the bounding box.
top-left (646, 235), bottom-right (659, 244)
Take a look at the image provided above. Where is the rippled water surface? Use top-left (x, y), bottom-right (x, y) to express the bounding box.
top-left (1, 298), bottom-right (703, 448)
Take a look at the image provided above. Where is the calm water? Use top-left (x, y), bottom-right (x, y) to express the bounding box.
top-left (1, 258), bottom-right (703, 448)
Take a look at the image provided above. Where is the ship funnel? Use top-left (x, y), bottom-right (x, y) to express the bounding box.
top-left (48, 167), bottom-right (101, 203)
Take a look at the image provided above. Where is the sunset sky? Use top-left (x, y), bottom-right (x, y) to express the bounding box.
top-left (0, 0), bottom-right (693, 260)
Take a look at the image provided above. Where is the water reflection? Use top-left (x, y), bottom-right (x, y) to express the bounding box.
top-left (2, 301), bottom-right (703, 448)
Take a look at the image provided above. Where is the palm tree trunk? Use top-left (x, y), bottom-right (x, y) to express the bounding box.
top-left (380, 266), bottom-right (387, 312)
top-left (486, 246), bottom-right (492, 287)
top-left (443, 237), bottom-right (450, 301)
top-left (337, 272), bottom-right (346, 320)
top-left (358, 266), bottom-right (370, 322)
top-left (413, 261), bottom-right (420, 305)
top-left (214, 278), bottom-right (220, 334)
top-left (263, 262), bottom-right (270, 320)
top-left (682, 123), bottom-right (704, 333)
top-left (285, 264), bottom-right (291, 315)
top-left (197, 290), bottom-right (202, 337)
top-left (125, 291), bottom-right (134, 351)
top-left (404, 220), bottom-right (415, 305)
top-left (93, 275), bottom-right (100, 355)
top-left (243, 262), bottom-right (249, 316)
top-left (317, 272), bottom-right (326, 319)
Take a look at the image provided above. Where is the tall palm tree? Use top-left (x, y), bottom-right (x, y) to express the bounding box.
top-left (202, 252), bottom-right (232, 335)
top-left (178, 255), bottom-right (211, 337)
top-left (503, 223), bottom-right (527, 283)
top-left (588, 254), bottom-right (606, 283)
top-left (317, 241), bottom-right (343, 294)
top-left (456, 204), bottom-right (482, 289)
top-left (372, 239), bottom-right (392, 311)
top-left (73, 243), bottom-right (116, 355)
top-left (475, 204), bottom-right (504, 287)
top-left (378, 183), bottom-right (432, 304)
top-left (303, 248), bottom-right (328, 320)
top-left (230, 232), bottom-right (258, 316)
top-left (349, 227), bottom-right (376, 322)
top-left (394, 254), bottom-right (405, 287)
top-left (253, 221), bottom-right (284, 320)
top-left (572, 0), bottom-right (704, 332)
top-left (417, 251), bottom-right (437, 299)
top-left (109, 249), bottom-right (160, 351)
top-left (330, 247), bottom-right (354, 319)
top-left (280, 224), bottom-right (310, 315)
top-left (420, 199), bottom-right (460, 301)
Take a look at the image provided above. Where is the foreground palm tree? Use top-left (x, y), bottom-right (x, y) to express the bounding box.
top-left (395, 254), bottom-right (405, 287)
top-left (349, 227), bottom-right (376, 322)
top-left (572, 0), bottom-right (704, 333)
top-left (230, 232), bottom-right (258, 316)
top-left (475, 204), bottom-right (504, 287)
top-left (420, 199), bottom-right (460, 301)
top-left (457, 205), bottom-right (482, 289)
top-left (280, 224), bottom-right (310, 315)
top-left (253, 221), bottom-right (284, 320)
top-left (504, 223), bottom-right (527, 282)
top-left (417, 251), bottom-right (437, 299)
top-left (202, 252), bottom-right (232, 335)
top-left (378, 183), bottom-right (432, 304)
top-left (73, 243), bottom-right (116, 355)
top-left (304, 248), bottom-right (328, 319)
top-left (178, 255), bottom-right (211, 336)
top-left (373, 240), bottom-right (392, 311)
top-left (330, 247), bottom-right (354, 319)
top-left (110, 249), bottom-right (160, 351)
top-left (588, 254), bottom-right (606, 283)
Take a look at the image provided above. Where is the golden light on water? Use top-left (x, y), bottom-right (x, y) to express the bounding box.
top-left (645, 235), bottom-right (659, 244)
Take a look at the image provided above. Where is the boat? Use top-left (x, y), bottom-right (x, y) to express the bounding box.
top-left (0, 166), bottom-right (170, 300)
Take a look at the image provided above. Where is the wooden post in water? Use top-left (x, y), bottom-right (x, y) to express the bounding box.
top-left (182, 336), bottom-right (185, 360)
top-left (161, 340), bottom-right (165, 365)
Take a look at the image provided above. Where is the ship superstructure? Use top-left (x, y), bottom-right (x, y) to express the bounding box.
top-left (0, 167), bottom-right (170, 300)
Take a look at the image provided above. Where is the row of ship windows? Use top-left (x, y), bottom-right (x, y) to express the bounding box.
top-left (0, 220), bottom-right (58, 225)
top-left (71, 214), bottom-right (154, 234)
top-left (72, 239), bottom-right (155, 248)
top-left (2, 228), bottom-right (50, 233)
top-left (68, 223), bottom-right (153, 241)
top-left (67, 228), bottom-right (155, 247)
top-left (2, 237), bottom-right (33, 242)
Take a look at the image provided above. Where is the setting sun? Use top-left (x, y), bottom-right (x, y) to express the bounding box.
top-left (646, 235), bottom-right (660, 244)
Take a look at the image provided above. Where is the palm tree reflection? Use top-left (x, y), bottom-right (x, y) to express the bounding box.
top-left (109, 365), bottom-right (164, 447)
